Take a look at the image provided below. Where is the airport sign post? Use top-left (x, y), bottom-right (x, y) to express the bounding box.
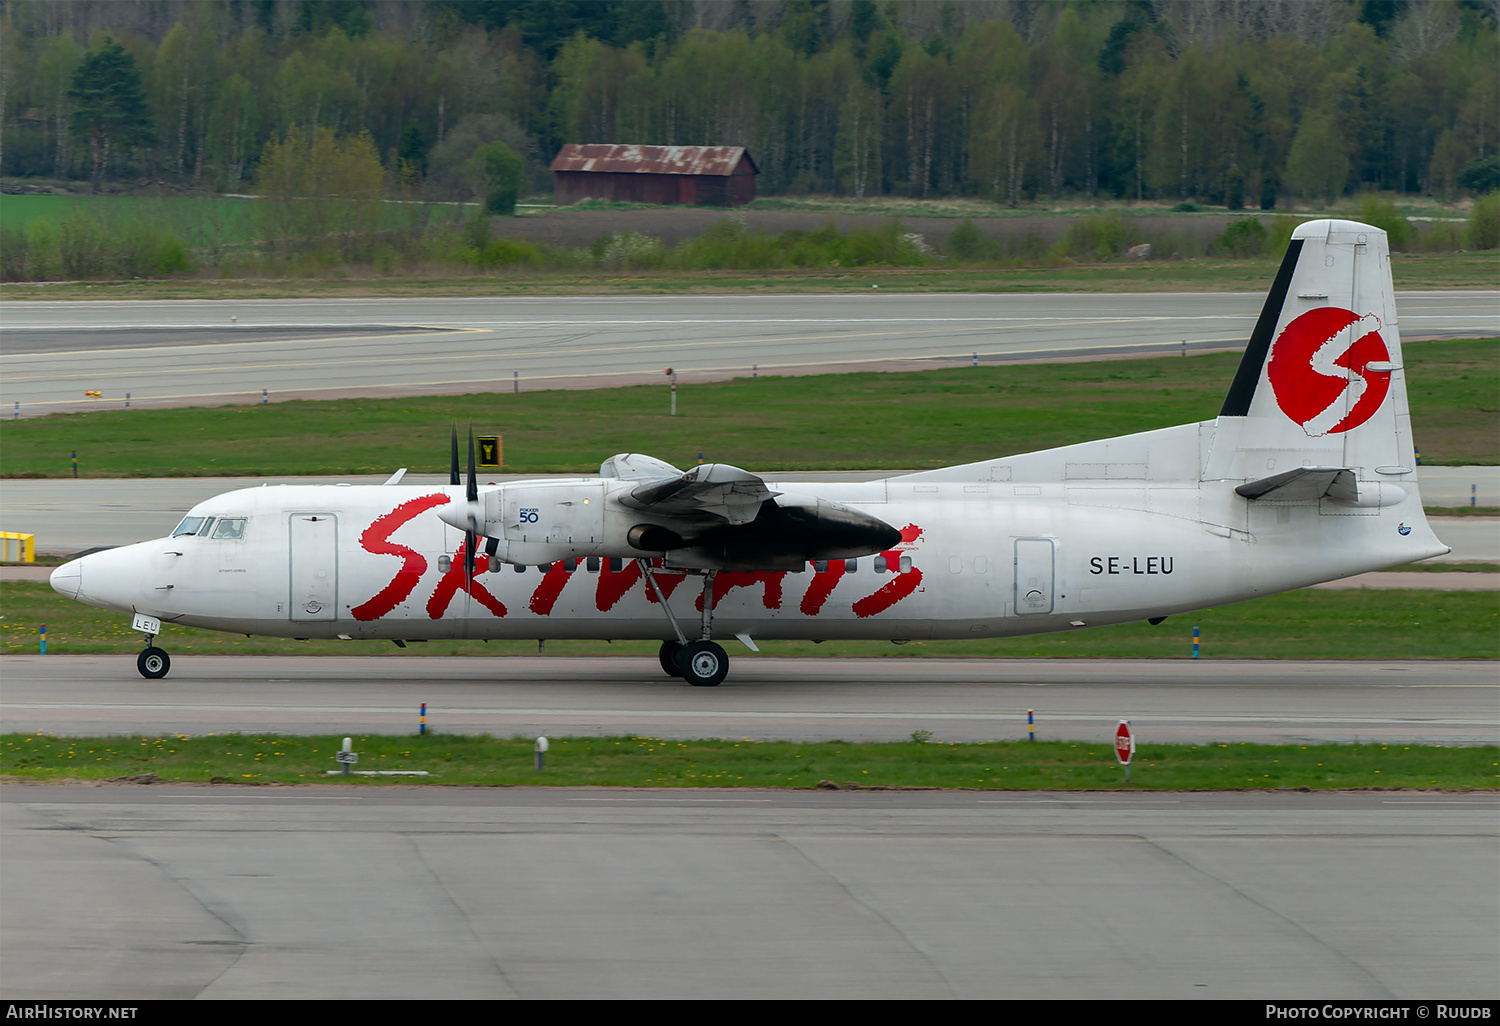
top-left (477, 436), bottom-right (502, 469)
top-left (337, 737), bottom-right (358, 777)
top-left (1114, 720), bottom-right (1135, 782)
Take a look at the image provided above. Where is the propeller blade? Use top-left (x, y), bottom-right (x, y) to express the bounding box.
top-left (464, 531), bottom-right (476, 582)
top-left (449, 425), bottom-right (460, 486)
top-left (466, 426), bottom-right (478, 503)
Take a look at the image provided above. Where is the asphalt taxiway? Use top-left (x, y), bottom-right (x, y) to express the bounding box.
top-left (4, 655), bottom-right (1495, 745)
top-left (3, 784), bottom-right (1495, 999)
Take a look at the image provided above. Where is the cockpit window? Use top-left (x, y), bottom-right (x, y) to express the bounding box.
top-left (171, 516), bottom-right (206, 537)
top-left (211, 518), bottom-right (246, 540)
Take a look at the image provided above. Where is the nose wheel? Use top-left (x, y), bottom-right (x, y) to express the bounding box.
top-left (137, 646), bottom-right (171, 679)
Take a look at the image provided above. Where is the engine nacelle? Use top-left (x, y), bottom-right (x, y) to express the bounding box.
top-left (471, 478), bottom-right (899, 571)
top-left (478, 480), bottom-right (688, 565)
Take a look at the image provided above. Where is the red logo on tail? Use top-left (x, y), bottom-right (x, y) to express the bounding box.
top-left (1266, 307), bottom-right (1392, 436)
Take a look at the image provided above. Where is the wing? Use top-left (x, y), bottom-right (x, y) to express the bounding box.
top-left (619, 462), bottom-right (777, 526)
top-left (614, 461), bottom-right (899, 570)
top-left (599, 453), bottom-right (683, 481)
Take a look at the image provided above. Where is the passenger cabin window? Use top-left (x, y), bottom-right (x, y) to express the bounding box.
top-left (211, 518), bottom-right (246, 540)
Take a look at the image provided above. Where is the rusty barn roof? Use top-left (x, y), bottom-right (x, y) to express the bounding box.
top-left (551, 144), bottom-right (757, 176)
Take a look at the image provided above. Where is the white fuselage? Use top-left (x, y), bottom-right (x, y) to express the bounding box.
top-left (51, 442), bottom-right (1445, 647)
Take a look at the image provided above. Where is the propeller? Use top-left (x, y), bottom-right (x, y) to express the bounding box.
top-left (464, 426), bottom-right (477, 582)
top-left (439, 423), bottom-right (486, 584)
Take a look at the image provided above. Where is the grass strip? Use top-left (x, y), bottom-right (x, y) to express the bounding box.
top-left (3, 251), bottom-right (1495, 300)
top-left (2, 733), bottom-right (1493, 790)
top-left (3, 583), bottom-right (1495, 660)
top-left (3, 340), bottom-right (1495, 476)
top-left (1385, 561), bottom-right (1498, 572)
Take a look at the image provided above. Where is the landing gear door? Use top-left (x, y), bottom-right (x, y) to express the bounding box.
top-left (290, 513), bottom-right (337, 621)
top-left (1014, 538), bottom-right (1054, 615)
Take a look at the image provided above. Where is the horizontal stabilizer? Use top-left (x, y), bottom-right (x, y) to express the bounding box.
top-left (1235, 466), bottom-right (1351, 501)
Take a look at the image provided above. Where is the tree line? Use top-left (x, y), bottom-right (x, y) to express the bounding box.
top-left (1, 0), bottom-right (1495, 207)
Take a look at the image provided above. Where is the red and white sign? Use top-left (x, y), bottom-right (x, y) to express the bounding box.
top-left (1266, 307), bottom-right (1392, 437)
top-left (1114, 720), bottom-right (1134, 765)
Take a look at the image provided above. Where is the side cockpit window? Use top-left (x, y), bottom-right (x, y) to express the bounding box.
top-left (171, 516), bottom-right (243, 538)
top-left (211, 518), bottom-right (246, 540)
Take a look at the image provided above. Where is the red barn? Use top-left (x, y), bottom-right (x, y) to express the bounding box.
top-left (551, 144), bottom-right (758, 207)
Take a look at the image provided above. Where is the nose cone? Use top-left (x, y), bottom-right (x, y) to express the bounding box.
top-left (49, 558), bottom-right (82, 599)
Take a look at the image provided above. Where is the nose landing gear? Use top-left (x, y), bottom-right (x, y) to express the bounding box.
top-left (132, 614), bottom-right (172, 679)
top-left (137, 645), bottom-right (171, 679)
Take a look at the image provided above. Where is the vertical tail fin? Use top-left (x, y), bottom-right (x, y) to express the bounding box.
top-left (1205, 219), bottom-right (1415, 484)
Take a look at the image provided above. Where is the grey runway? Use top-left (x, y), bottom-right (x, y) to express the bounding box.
top-left (3, 785), bottom-right (1495, 999)
top-left (3, 655), bottom-right (1495, 745)
top-left (0, 324), bottom-right (452, 354)
top-left (4, 291), bottom-right (1495, 414)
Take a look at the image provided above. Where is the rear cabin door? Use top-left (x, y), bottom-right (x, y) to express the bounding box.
top-left (289, 514), bottom-right (338, 621)
top-left (1013, 539), bottom-right (1055, 615)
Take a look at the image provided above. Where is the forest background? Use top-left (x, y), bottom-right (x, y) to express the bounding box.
top-left (0, 0), bottom-right (1496, 281)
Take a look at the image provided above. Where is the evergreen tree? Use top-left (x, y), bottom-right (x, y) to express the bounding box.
top-left (69, 37), bottom-right (155, 192)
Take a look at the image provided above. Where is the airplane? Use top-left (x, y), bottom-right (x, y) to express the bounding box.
top-left (49, 219), bottom-right (1448, 685)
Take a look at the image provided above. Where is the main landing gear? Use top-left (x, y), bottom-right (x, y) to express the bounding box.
top-left (643, 561), bottom-right (730, 687)
top-left (657, 638), bottom-right (728, 687)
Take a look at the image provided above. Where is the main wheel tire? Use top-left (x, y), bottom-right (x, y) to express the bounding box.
top-left (137, 646), bottom-right (171, 679)
top-left (658, 640), bottom-right (685, 677)
top-left (677, 640), bottom-right (728, 687)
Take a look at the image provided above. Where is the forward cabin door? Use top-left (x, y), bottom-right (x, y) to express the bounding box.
top-left (289, 513), bottom-right (338, 621)
top-left (1013, 539), bottom-right (1055, 615)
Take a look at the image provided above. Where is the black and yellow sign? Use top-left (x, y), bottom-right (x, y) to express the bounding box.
top-left (477, 435), bottom-right (502, 468)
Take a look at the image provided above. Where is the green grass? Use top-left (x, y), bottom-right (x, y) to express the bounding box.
top-left (0, 193), bottom-right (473, 247)
top-left (1388, 561), bottom-right (1498, 572)
top-left (3, 251), bottom-right (1495, 298)
top-left (2, 339), bottom-right (1494, 477)
top-left (4, 582), bottom-right (1494, 659)
top-left (2, 732), bottom-right (1493, 789)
